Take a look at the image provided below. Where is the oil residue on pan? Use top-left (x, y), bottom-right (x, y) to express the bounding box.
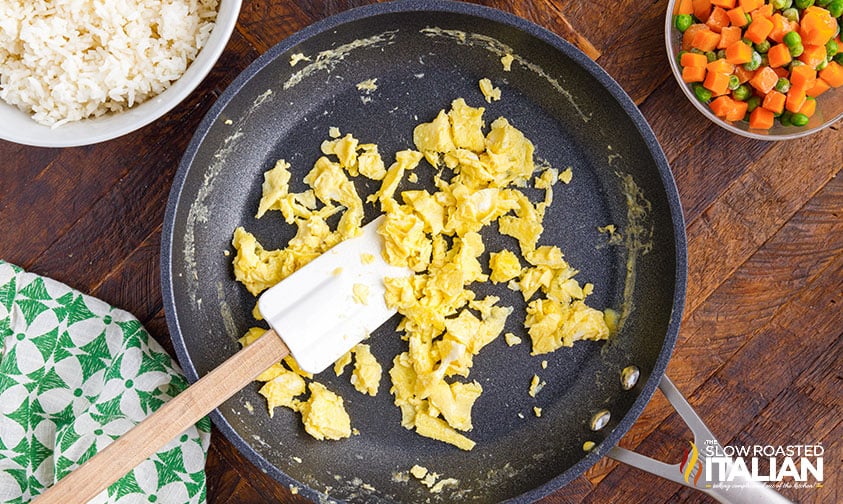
top-left (162, 2), bottom-right (686, 503)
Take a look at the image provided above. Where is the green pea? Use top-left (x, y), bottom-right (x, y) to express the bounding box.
top-left (790, 43), bottom-right (805, 57)
top-left (674, 14), bottom-right (694, 33)
top-left (791, 112), bottom-right (810, 126)
top-left (728, 74), bottom-right (741, 90)
top-left (829, 0), bottom-right (843, 17)
top-left (794, 0), bottom-right (814, 8)
top-left (774, 77), bottom-right (791, 93)
top-left (755, 40), bottom-right (771, 54)
top-left (733, 84), bottom-right (752, 101)
top-left (717, 49), bottom-right (728, 60)
top-left (706, 51), bottom-right (717, 63)
top-left (816, 60), bottom-right (829, 71)
top-left (780, 111), bottom-right (794, 126)
top-left (690, 48), bottom-right (704, 55)
top-left (815, 0), bottom-right (831, 7)
top-left (834, 52), bottom-right (843, 64)
top-left (746, 95), bottom-right (762, 113)
top-left (782, 8), bottom-right (800, 22)
top-left (693, 83), bottom-right (712, 103)
top-left (743, 51), bottom-right (763, 71)
top-left (827, 40), bottom-right (840, 59)
top-left (783, 31), bottom-right (802, 48)
top-left (773, 0), bottom-right (794, 8)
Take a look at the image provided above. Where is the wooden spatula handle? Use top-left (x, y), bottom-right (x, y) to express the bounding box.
top-left (35, 330), bottom-right (289, 504)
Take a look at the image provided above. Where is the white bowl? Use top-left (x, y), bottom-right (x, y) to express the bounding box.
top-left (0, 0), bottom-right (242, 148)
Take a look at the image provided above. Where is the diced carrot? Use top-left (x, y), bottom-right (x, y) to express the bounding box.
top-left (726, 6), bottom-right (749, 27)
top-left (681, 52), bottom-right (709, 67)
top-left (725, 99), bottom-right (748, 121)
top-left (806, 77), bottom-right (831, 97)
top-left (704, 70), bottom-right (732, 95)
top-left (749, 106), bottom-right (775, 129)
top-left (709, 95), bottom-right (735, 117)
top-left (762, 90), bottom-right (786, 114)
top-left (725, 40), bottom-right (753, 64)
top-left (683, 24), bottom-right (711, 50)
top-left (707, 58), bottom-right (735, 74)
top-left (800, 9), bottom-right (838, 46)
top-left (692, 29), bottom-right (722, 52)
top-left (734, 65), bottom-right (756, 83)
top-left (804, 5), bottom-right (831, 15)
top-left (799, 45), bottom-right (827, 69)
top-left (749, 66), bottom-right (779, 94)
top-left (738, 0), bottom-right (763, 11)
top-left (711, 0), bottom-right (736, 8)
top-left (798, 96), bottom-right (817, 118)
top-left (768, 13), bottom-right (795, 43)
top-left (790, 65), bottom-right (818, 89)
top-left (675, 0), bottom-right (694, 15)
top-left (745, 16), bottom-right (774, 44)
top-left (767, 43), bottom-right (792, 68)
top-left (683, 65), bottom-right (708, 83)
top-left (749, 4), bottom-right (773, 21)
top-left (706, 6), bottom-right (730, 33)
top-left (773, 66), bottom-right (790, 78)
top-left (819, 61), bottom-right (843, 87)
top-left (786, 85), bottom-right (807, 113)
top-left (693, 0), bottom-right (713, 22)
top-left (718, 26), bottom-right (743, 49)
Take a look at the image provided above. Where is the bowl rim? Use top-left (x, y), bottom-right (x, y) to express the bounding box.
top-left (0, 0), bottom-right (242, 148)
top-left (664, 0), bottom-right (843, 141)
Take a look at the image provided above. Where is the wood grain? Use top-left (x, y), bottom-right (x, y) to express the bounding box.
top-left (1, 0), bottom-right (841, 503)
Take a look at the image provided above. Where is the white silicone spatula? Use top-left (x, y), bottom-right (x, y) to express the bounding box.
top-left (35, 215), bottom-right (410, 503)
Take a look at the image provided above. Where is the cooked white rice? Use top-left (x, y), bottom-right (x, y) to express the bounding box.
top-left (0, 0), bottom-right (219, 127)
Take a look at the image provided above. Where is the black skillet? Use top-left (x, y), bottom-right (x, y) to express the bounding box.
top-left (161, 1), bottom-right (687, 502)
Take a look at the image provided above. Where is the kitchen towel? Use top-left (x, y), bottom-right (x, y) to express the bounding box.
top-left (0, 260), bottom-right (211, 503)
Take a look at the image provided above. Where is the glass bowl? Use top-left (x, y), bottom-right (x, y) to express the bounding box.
top-left (665, 0), bottom-right (843, 140)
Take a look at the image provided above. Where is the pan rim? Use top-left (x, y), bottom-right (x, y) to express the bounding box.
top-left (161, 1), bottom-right (688, 502)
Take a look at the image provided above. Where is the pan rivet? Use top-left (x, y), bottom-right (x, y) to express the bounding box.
top-left (620, 365), bottom-right (640, 390)
top-left (582, 441), bottom-right (596, 452)
top-left (590, 410), bottom-right (611, 431)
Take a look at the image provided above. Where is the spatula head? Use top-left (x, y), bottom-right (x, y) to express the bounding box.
top-left (257, 216), bottom-right (411, 374)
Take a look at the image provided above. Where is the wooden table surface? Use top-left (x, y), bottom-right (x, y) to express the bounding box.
top-left (1, 1), bottom-right (840, 503)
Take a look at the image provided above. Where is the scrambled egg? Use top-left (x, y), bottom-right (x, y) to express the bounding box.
top-left (299, 382), bottom-right (352, 440)
top-left (231, 96), bottom-right (610, 449)
top-left (489, 250), bottom-right (521, 283)
top-left (239, 329), bottom-right (350, 438)
top-left (500, 53), bottom-right (514, 71)
top-left (409, 464), bottom-right (459, 494)
top-left (504, 332), bottom-right (522, 346)
top-left (528, 374), bottom-right (545, 398)
top-left (335, 343), bottom-right (383, 396)
top-left (478, 78), bottom-right (501, 103)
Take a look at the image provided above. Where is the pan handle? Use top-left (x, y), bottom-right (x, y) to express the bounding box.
top-left (607, 375), bottom-right (792, 504)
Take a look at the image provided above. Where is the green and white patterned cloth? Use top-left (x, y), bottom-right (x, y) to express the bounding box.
top-left (0, 261), bottom-right (211, 503)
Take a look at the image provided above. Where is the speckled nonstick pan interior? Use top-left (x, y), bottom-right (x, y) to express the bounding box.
top-left (161, 1), bottom-right (687, 502)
